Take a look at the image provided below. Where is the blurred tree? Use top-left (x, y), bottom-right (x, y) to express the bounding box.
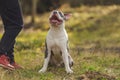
top-left (20, 0), bottom-right (31, 14)
top-left (31, 0), bottom-right (38, 24)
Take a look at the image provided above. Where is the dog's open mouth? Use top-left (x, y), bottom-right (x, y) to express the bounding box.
top-left (49, 14), bottom-right (63, 25)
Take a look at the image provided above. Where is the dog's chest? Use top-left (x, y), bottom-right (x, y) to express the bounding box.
top-left (47, 28), bottom-right (68, 47)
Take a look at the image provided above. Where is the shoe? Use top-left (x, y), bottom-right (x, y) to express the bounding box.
top-left (11, 62), bottom-right (23, 69)
top-left (0, 55), bottom-right (15, 70)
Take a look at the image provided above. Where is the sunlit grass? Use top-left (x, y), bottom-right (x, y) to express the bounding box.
top-left (0, 5), bottom-right (120, 80)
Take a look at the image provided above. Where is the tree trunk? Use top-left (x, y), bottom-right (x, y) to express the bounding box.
top-left (31, 0), bottom-right (38, 24)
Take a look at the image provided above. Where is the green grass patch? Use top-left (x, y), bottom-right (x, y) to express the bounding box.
top-left (0, 5), bottom-right (120, 80)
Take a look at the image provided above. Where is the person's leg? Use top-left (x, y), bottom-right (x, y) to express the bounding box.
top-left (0, 27), bottom-right (22, 54)
top-left (0, 0), bottom-right (23, 54)
top-left (7, 40), bottom-right (23, 69)
top-left (0, 0), bottom-right (23, 69)
top-left (7, 40), bottom-right (15, 64)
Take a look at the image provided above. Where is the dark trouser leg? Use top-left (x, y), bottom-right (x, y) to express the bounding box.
top-left (7, 40), bottom-right (15, 64)
top-left (0, 0), bottom-right (23, 59)
top-left (0, 26), bottom-right (22, 54)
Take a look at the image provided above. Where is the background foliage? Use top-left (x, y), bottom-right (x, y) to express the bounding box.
top-left (20, 0), bottom-right (120, 14)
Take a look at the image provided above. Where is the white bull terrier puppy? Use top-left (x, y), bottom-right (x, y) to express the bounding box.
top-left (39, 10), bottom-right (74, 73)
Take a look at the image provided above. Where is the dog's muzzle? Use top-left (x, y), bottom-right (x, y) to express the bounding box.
top-left (49, 14), bottom-right (63, 25)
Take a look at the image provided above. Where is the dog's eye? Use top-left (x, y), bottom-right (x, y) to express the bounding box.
top-left (59, 12), bottom-right (64, 17)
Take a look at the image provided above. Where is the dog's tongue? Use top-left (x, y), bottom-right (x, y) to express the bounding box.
top-left (51, 20), bottom-right (62, 26)
top-left (51, 20), bottom-right (58, 23)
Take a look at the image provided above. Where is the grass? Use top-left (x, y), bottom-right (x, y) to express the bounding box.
top-left (0, 5), bottom-right (120, 80)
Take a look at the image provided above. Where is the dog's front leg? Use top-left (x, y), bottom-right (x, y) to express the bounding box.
top-left (39, 49), bottom-right (51, 73)
top-left (68, 55), bottom-right (74, 67)
top-left (61, 48), bottom-right (73, 73)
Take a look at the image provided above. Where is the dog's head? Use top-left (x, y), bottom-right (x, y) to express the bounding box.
top-left (49, 10), bottom-right (71, 27)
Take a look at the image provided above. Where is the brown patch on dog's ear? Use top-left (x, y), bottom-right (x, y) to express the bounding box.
top-left (64, 13), bottom-right (72, 20)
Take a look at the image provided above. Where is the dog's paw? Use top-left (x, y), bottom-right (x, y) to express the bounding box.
top-left (66, 69), bottom-right (73, 74)
top-left (38, 68), bottom-right (47, 73)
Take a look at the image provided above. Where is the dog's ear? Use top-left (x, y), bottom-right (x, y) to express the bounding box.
top-left (64, 13), bottom-right (72, 20)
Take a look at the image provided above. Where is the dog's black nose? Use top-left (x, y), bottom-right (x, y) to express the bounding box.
top-left (53, 11), bottom-right (57, 14)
